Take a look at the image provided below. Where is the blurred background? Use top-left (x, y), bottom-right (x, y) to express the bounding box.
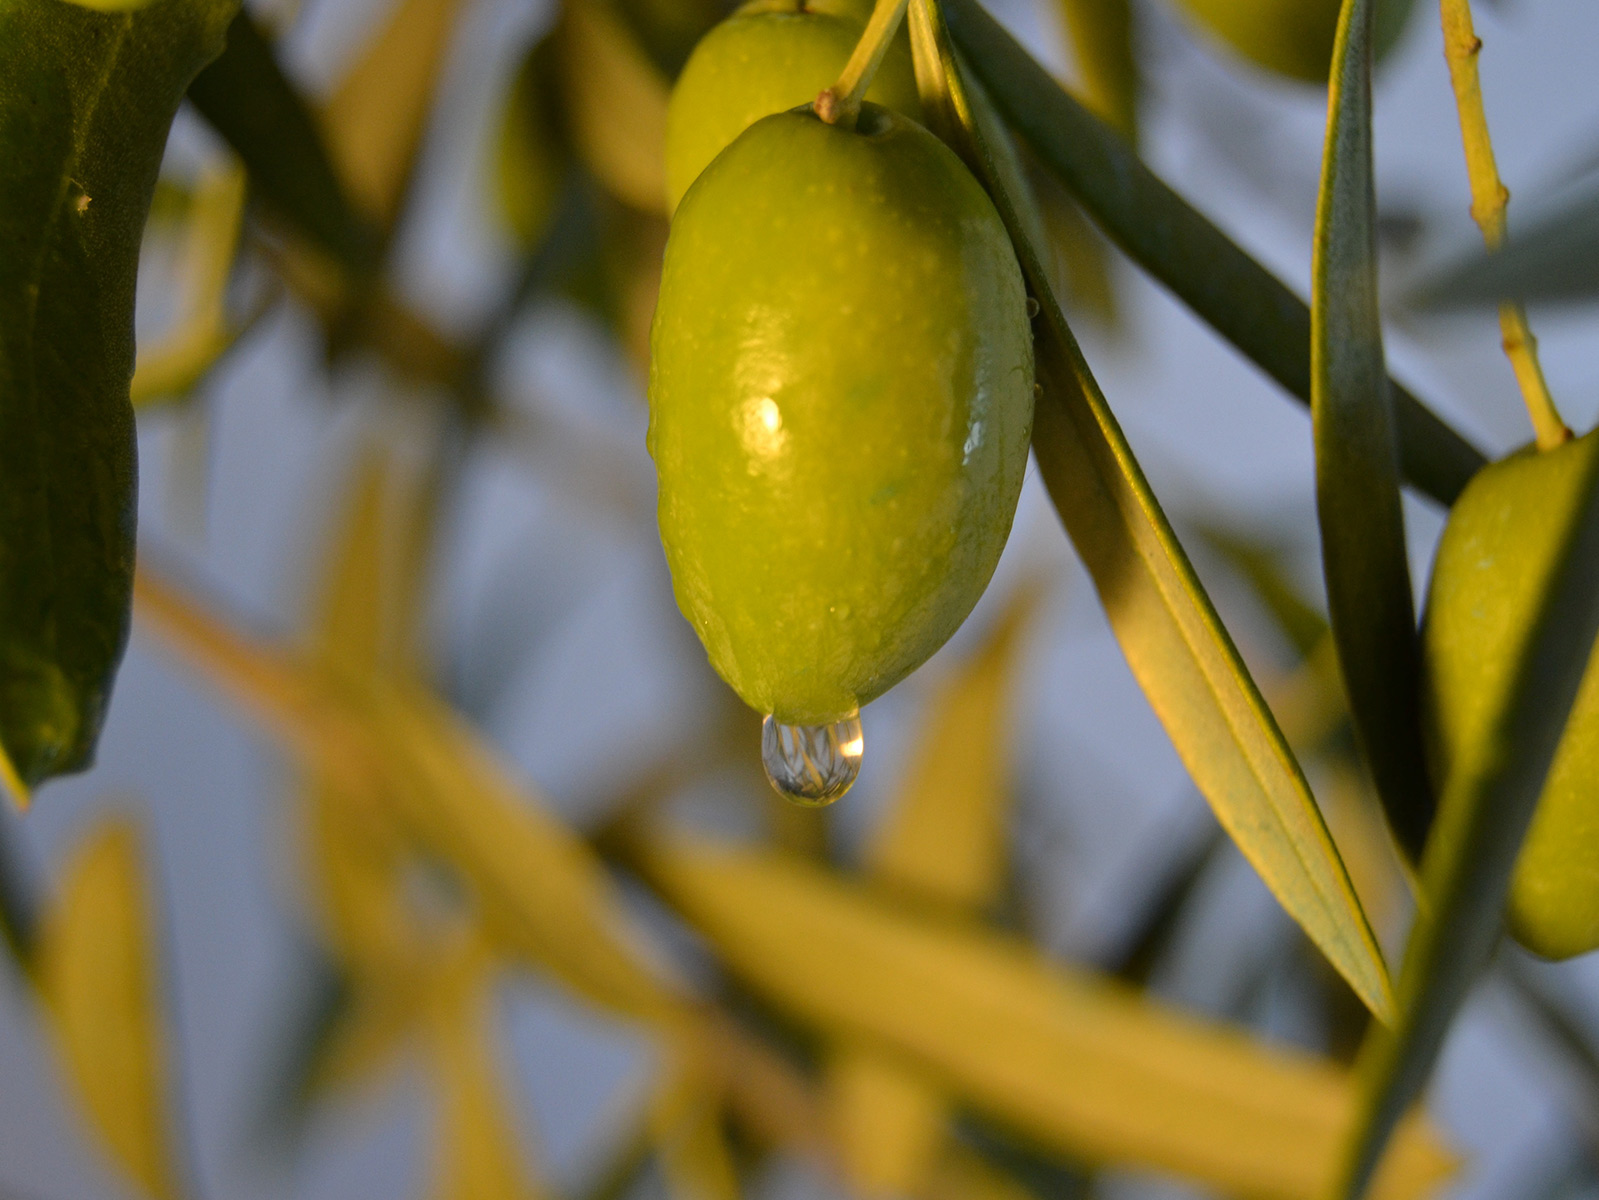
top-left (4, 1), bottom-right (1599, 1199)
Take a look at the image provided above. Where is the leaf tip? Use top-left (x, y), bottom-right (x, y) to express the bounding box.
top-left (0, 744), bottom-right (31, 812)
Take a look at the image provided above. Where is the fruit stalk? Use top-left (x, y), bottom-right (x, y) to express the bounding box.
top-left (816, 0), bottom-right (911, 126)
top-left (1439, 0), bottom-right (1569, 451)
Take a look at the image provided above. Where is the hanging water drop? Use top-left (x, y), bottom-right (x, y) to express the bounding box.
top-left (1025, 295), bottom-right (1041, 319)
top-left (760, 711), bottom-right (863, 807)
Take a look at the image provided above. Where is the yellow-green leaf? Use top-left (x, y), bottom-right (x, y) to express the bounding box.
top-left (868, 583), bottom-right (1038, 909)
top-left (638, 836), bottom-right (1454, 1200)
top-left (324, 0), bottom-right (470, 227)
top-left (827, 1047), bottom-right (946, 1196)
top-left (909, 0), bottom-right (1394, 1024)
top-left (651, 1059), bottom-right (741, 1200)
top-left (557, 0), bottom-right (669, 215)
top-left (38, 819), bottom-right (180, 1200)
top-left (1311, 0), bottom-right (1433, 864)
top-left (939, 0), bottom-right (1483, 510)
top-left (427, 942), bottom-right (548, 1200)
top-left (132, 162), bottom-right (249, 411)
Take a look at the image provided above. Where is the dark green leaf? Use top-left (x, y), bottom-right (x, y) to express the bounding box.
top-left (187, 10), bottom-right (380, 275)
top-left (1312, 0), bottom-right (1433, 862)
top-left (911, 0), bottom-right (1394, 1024)
top-left (1336, 441), bottom-right (1599, 1200)
top-left (941, 0), bottom-right (1485, 509)
top-left (1414, 184), bottom-right (1599, 308)
top-left (0, 0), bottom-right (238, 796)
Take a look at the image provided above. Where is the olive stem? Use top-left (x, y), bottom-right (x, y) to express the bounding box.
top-left (815, 0), bottom-right (911, 128)
top-left (1440, 0), bottom-right (1570, 452)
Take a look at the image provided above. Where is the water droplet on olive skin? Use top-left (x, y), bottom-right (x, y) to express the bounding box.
top-left (761, 711), bottom-right (863, 806)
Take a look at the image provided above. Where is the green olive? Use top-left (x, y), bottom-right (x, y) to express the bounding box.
top-left (662, 0), bottom-right (922, 212)
top-left (648, 103), bottom-right (1034, 724)
top-left (1170, 0), bottom-right (1416, 84)
top-left (1422, 428), bottom-right (1599, 960)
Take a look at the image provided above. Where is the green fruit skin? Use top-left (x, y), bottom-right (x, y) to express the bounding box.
top-left (648, 105), bottom-right (1034, 725)
top-left (1422, 428), bottom-right (1599, 960)
top-left (1172, 0), bottom-right (1415, 83)
top-left (663, 0), bottom-right (922, 212)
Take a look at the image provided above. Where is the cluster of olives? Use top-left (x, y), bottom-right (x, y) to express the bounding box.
top-left (647, 0), bottom-right (1035, 802)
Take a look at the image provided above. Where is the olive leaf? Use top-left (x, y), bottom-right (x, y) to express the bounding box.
top-left (636, 836), bottom-right (1456, 1200)
top-left (495, 32), bottom-right (572, 252)
top-left (939, 0), bottom-right (1485, 510)
top-left (132, 570), bottom-right (683, 1025)
top-left (187, 11), bottom-right (380, 275)
top-left (825, 585), bottom-right (1038, 1196)
top-left (911, 0), bottom-right (1394, 1024)
top-left (425, 942), bottom-right (550, 1200)
top-left (557, 0), bottom-right (671, 215)
top-left (0, 0), bottom-right (238, 800)
top-left (38, 818), bottom-right (182, 1200)
top-left (1334, 438), bottom-right (1599, 1197)
top-left (1311, 0), bottom-right (1434, 863)
top-left (322, 0), bottom-right (471, 230)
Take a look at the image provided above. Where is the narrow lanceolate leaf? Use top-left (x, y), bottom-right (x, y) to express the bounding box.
top-left (1336, 444), bottom-right (1599, 1196)
top-left (910, 0), bottom-right (1393, 1024)
top-left (638, 838), bottom-right (1455, 1200)
top-left (938, 0), bottom-right (1484, 510)
top-left (132, 571), bottom-right (684, 1026)
top-left (187, 11), bottom-right (379, 274)
top-left (1414, 183), bottom-right (1599, 309)
top-left (427, 944), bottom-right (548, 1200)
top-left (1312, 0), bottom-right (1433, 864)
top-left (868, 583), bottom-right (1036, 909)
top-left (0, 0), bottom-right (238, 800)
top-left (39, 819), bottom-right (180, 1200)
top-left (557, 0), bottom-right (670, 214)
top-left (322, 0), bottom-right (470, 228)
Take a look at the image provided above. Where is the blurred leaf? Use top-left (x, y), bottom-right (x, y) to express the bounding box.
top-left (132, 163), bottom-right (250, 410)
top-left (828, 1047), bottom-right (946, 1196)
top-left (187, 11), bottom-right (380, 275)
top-left (1049, 0), bottom-right (1136, 140)
top-left (869, 582), bottom-right (1038, 910)
top-left (1311, 0), bottom-right (1433, 864)
top-left (0, 810), bottom-right (37, 970)
top-left (1414, 184), bottom-right (1599, 308)
top-left (323, 0), bottom-right (469, 228)
top-left (557, 0), bottom-right (670, 215)
top-left (940, 0), bottom-right (1485, 510)
top-left (39, 819), bottom-right (180, 1200)
top-left (496, 32), bottom-right (571, 250)
top-left (1197, 528), bottom-right (1329, 660)
top-left (652, 1058), bottom-right (741, 1200)
top-left (637, 836), bottom-right (1455, 1200)
top-left (132, 570), bottom-right (685, 1025)
top-left (1335, 442), bottom-right (1599, 1196)
top-left (0, 0), bottom-right (237, 799)
top-left (909, 0), bottom-right (1395, 1025)
top-left (1029, 162), bottom-right (1119, 330)
top-left (426, 939), bottom-right (549, 1200)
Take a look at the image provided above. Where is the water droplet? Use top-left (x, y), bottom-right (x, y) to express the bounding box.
top-left (761, 711), bottom-right (863, 807)
top-left (1025, 296), bottom-right (1041, 319)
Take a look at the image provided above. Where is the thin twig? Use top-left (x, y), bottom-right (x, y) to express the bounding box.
top-left (1440, 0), bottom-right (1570, 450)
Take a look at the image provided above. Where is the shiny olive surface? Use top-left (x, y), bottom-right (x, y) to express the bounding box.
top-left (1422, 428), bottom-right (1599, 959)
top-left (648, 104), bottom-right (1034, 724)
top-left (662, 0), bottom-right (921, 212)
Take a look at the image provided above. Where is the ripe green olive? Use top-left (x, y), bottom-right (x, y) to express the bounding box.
top-left (662, 0), bottom-right (922, 212)
top-left (1422, 428), bottom-right (1599, 960)
top-left (648, 103), bottom-right (1035, 724)
top-left (1170, 0), bottom-right (1415, 83)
